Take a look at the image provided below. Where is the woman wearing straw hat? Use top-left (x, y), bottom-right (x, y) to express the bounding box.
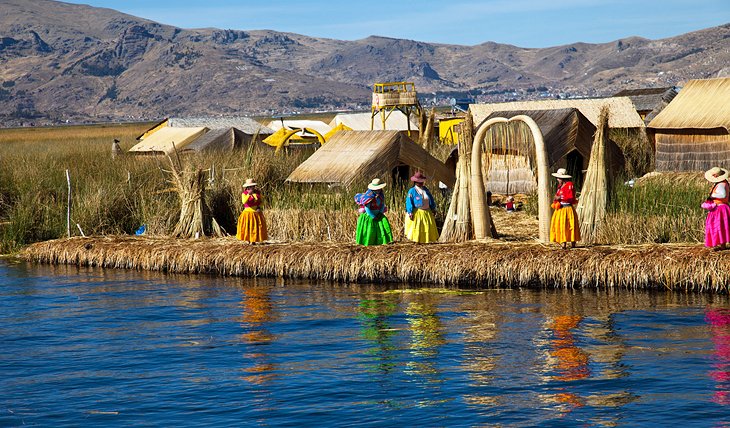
top-left (404, 171), bottom-right (438, 243)
top-left (236, 178), bottom-right (267, 243)
top-left (550, 168), bottom-right (580, 249)
top-left (703, 166), bottom-right (730, 250)
top-left (354, 178), bottom-right (393, 246)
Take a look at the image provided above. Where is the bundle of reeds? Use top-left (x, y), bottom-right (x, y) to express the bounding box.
top-left (167, 155), bottom-right (223, 238)
top-left (419, 108), bottom-right (436, 151)
top-left (439, 114), bottom-right (474, 242)
top-left (577, 106), bottom-right (611, 243)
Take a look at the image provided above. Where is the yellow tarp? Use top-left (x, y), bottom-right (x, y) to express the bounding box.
top-left (439, 118), bottom-right (464, 145)
top-left (262, 128), bottom-right (292, 147)
top-left (324, 123), bottom-right (352, 141)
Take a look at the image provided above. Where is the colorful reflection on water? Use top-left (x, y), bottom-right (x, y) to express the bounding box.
top-left (1, 260), bottom-right (730, 426)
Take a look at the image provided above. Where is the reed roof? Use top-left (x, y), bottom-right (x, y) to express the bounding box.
top-left (137, 117), bottom-right (272, 140)
top-left (330, 111), bottom-right (418, 131)
top-left (168, 117), bottom-right (273, 135)
top-left (286, 131), bottom-right (456, 187)
top-left (182, 128), bottom-right (237, 153)
top-left (470, 97), bottom-right (645, 129)
top-left (128, 127), bottom-right (208, 155)
top-left (481, 108), bottom-right (596, 166)
top-left (613, 87), bottom-right (678, 113)
top-left (648, 78), bottom-right (730, 132)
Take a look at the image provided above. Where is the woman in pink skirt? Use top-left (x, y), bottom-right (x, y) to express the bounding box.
top-left (704, 166), bottom-right (730, 249)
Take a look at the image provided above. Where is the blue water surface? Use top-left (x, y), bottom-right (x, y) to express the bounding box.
top-left (1, 259), bottom-right (729, 427)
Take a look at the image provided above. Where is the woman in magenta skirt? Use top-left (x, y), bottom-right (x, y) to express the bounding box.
top-left (704, 167), bottom-right (730, 250)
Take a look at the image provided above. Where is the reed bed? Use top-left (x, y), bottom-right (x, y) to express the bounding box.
top-left (20, 235), bottom-right (730, 291)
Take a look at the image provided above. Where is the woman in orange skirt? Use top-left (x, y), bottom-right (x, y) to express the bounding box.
top-left (236, 178), bottom-right (267, 243)
top-left (550, 168), bottom-right (580, 248)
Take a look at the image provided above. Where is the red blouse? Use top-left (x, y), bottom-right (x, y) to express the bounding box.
top-left (556, 181), bottom-right (577, 205)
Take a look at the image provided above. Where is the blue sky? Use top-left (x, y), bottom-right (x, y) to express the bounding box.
top-left (65, 0), bottom-right (729, 47)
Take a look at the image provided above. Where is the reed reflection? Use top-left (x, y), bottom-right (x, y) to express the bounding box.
top-left (706, 306), bottom-right (730, 405)
top-left (357, 296), bottom-right (399, 374)
top-left (239, 285), bottom-right (276, 385)
top-left (404, 295), bottom-right (445, 381)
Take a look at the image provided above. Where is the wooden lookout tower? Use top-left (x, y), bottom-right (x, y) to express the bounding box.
top-left (371, 82), bottom-right (421, 136)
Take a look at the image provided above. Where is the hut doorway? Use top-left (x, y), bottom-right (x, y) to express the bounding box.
top-left (565, 150), bottom-right (584, 193)
top-left (391, 164), bottom-right (411, 187)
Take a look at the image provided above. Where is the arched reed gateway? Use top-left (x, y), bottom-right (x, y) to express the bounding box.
top-left (469, 111), bottom-right (625, 242)
top-left (471, 115), bottom-right (552, 241)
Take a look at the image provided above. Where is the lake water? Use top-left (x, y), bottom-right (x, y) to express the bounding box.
top-left (2, 259), bottom-right (730, 427)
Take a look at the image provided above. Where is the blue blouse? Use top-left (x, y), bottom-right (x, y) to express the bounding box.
top-left (405, 186), bottom-right (435, 214)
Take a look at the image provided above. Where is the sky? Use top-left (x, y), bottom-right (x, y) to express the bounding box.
top-left (64, 0), bottom-right (729, 48)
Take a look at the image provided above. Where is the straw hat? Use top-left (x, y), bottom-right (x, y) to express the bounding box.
top-left (705, 167), bottom-right (729, 183)
top-left (410, 171), bottom-right (427, 183)
top-left (367, 178), bottom-right (387, 190)
top-left (551, 168), bottom-right (571, 179)
top-left (242, 178), bottom-right (257, 188)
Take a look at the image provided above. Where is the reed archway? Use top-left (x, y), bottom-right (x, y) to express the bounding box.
top-left (471, 115), bottom-right (551, 242)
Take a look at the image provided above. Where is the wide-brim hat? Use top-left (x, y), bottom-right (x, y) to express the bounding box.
top-left (705, 167), bottom-right (729, 183)
top-left (551, 168), bottom-right (571, 179)
top-left (243, 178), bottom-right (257, 188)
top-left (410, 171), bottom-right (427, 183)
top-left (368, 178), bottom-right (387, 190)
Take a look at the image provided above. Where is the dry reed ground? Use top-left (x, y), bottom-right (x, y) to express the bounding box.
top-left (20, 207), bottom-right (728, 291)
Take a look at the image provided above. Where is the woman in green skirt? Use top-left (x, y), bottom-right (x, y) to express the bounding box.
top-left (354, 178), bottom-right (393, 246)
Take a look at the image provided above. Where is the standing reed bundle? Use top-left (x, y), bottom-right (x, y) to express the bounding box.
top-left (419, 108), bottom-right (436, 151)
top-left (440, 114), bottom-right (474, 242)
top-left (577, 106), bottom-right (612, 243)
top-left (167, 155), bottom-right (223, 238)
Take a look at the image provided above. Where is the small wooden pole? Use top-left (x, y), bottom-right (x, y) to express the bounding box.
top-left (65, 169), bottom-right (71, 237)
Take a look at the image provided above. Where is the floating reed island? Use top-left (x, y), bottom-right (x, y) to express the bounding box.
top-left (19, 236), bottom-right (730, 292)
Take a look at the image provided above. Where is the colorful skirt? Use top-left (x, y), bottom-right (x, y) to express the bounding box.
top-left (236, 210), bottom-right (267, 242)
top-left (705, 204), bottom-right (730, 247)
top-left (550, 205), bottom-right (580, 244)
top-left (356, 213), bottom-right (393, 246)
top-left (404, 209), bottom-right (439, 243)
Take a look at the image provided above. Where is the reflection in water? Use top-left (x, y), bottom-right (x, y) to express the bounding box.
top-left (5, 261), bottom-right (730, 426)
top-left (404, 296), bottom-right (445, 381)
top-left (358, 296), bottom-right (399, 374)
top-left (542, 315), bottom-right (590, 412)
top-left (239, 286), bottom-right (276, 385)
top-left (706, 307), bottom-right (730, 405)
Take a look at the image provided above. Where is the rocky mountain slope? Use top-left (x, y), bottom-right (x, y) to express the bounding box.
top-left (0, 0), bottom-right (728, 125)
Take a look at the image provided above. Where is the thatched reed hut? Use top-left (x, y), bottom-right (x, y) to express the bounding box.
top-left (475, 109), bottom-right (625, 195)
top-left (131, 117), bottom-right (274, 155)
top-left (129, 127), bottom-right (208, 155)
top-left (647, 77), bottom-right (730, 172)
top-left (285, 131), bottom-right (456, 188)
top-left (470, 97), bottom-right (646, 130)
top-left (613, 87), bottom-right (678, 123)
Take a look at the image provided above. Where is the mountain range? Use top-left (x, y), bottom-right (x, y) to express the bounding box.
top-left (1, 0), bottom-right (729, 125)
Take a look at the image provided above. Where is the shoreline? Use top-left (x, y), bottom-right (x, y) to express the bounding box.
top-left (18, 236), bottom-right (730, 291)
